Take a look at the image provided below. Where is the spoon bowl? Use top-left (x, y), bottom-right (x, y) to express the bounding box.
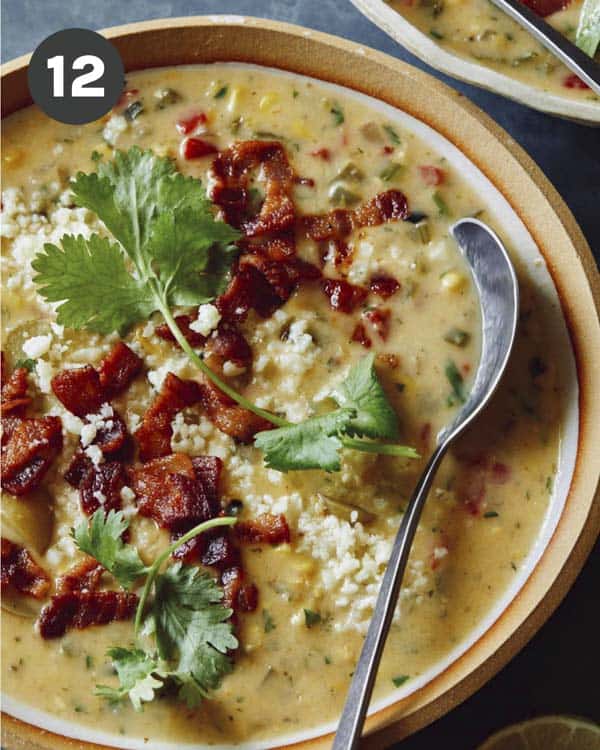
top-left (333, 217), bottom-right (519, 750)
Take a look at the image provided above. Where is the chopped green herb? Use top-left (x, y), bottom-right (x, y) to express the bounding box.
top-left (430, 29), bottom-right (445, 40)
top-left (324, 655), bottom-right (332, 665)
top-left (154, 87), bottom-right (181, 109)
top-left (262, 609), bottom-right (276, 633)
top-left (293, 89), bottom-right (300, 98)
top-left (330, 104), bottom-right (345, 126)
top-left (329, 184), bottom-right (360, 207)
top-left (392, 674), bottom-right (410, 687)
top-left (443, 328), bottom-right (470, 347)
top-left (445, 360), bottom-right (466, 405)
top-left (91, 150), bottom-right (103, 163)
top-left (14, 358), bottom-right (37, 372)
top-left (433, 191), bottom-right (449, 215)
top-left (379, 162), bottom-right (403, 182)
top-left (304, 609), bottom-right (322, 628)
top-left (484, 511), bottom-right (499, 518)
top-left (85, 654), bottom-right (94, 670)
top-left (546, 476), bottom-right (554, 493)
top-left (214, 85), bottom-right (228, 99)
top-left (383, 124), bottom-right (401, 145)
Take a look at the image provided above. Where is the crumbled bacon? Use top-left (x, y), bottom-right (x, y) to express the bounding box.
top-left (201, 532), bottom-right (240, 568)
top-left (52, 366), bottom-right (104, 417)
top-left (198, 379), bottom-right (273, 443)
top-left (79, 460), bottom-right (128, 515)
top-left (97, 342), bottom-right (143, 400)
top-left (155, 315), bottom-right (207, 348)
top-left (365, 307), bottom-right (391, 340)
top-left (311, 148), bottom-right (331, 161)
top-left (52, 343), bottom-right (141, 416)
top-left (205, 322), bottom-right (252, 372)
top-left (216, 265), bottom-right (283, 321)
top-left (210, 140), bottom-right (296, 236)
top-left (131, 453), bottom-right (222, 531)
top-left (1, 416), bottom-right (63, 496)
top-left (235, 513), bottom-right (291, 545)
top-left (56, 558), bottom-right (104, 595)
top-left (1, 538), bottom-right (50, 599)
top-left (351, 322), bottom-right (372, 348)
top-left (369, 274), bottom-right (400, 299)
top-left (1, 357), bottom-right (31, 416)
top-left (221, 566), bottom-right (258, 612)
top-left (136, 373), bottom-right (202, 461)
top-left (92, 409), bottom-right (132, 459)
top-left (176, 111), bottom-right (207, 135)
top-left (302, 189), bottom-right (409, 241)
top-left (38, 590), bottom-right (138, 639)
top-left (322, 278), bottom-right (368, 314)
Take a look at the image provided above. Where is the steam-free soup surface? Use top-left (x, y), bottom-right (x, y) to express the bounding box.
top-left (1, 64), bottom-right (563, 745)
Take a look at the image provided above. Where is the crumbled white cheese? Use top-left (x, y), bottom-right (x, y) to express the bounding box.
top-left (102, 114), bottom-right (129, 146)
top-left (222, 360), bottom-right (246, 377)
top-left (84, 444), bottom-right (104, 466)
top-left (189, 303), bottom-right (221, 337)
top-left (22, 334), bottom-right (52, 358)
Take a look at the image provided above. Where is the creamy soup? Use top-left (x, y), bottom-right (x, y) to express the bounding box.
top-left (1, 65), bottom-right (564, 746)
top-left (389, 0), bottom-right (600, 102)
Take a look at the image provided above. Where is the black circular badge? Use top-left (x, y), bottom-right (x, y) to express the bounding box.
top-left (28, 28), bottom-right (124, 125)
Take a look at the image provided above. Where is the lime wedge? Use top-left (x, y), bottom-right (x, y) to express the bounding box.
top-left (478, 716), bottom-right (600, 750)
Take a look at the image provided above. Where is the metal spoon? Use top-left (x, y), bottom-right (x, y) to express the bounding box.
top-left (332, 218), bottom-right (519, 750)
top-left (488, 0), bottom-right (600, 96)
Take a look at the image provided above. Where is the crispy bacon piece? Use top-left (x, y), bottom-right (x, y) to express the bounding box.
top-left (1, 538), bottom-right (50, 599)
top-left (131, 453), bottom-right (221, 531)
top-left (92, 409), bottom-right (131, 459)
top-left (302, 189), bottom-right (409, 241)
top-left (521, 0), bottom-right (570, 15)
top-left (38, 590), bottom-right (138, 639)
top-left (57, 558), bottom-right (104, 594)
top-left (205, 322), bottom-right (252, 372)
top-left (98, 342), bottom-right (143, 400)
top-left (210, 140), bottom-right (296, 236)
top-left (1, 416), bottom-right (63, 496)
top-left (80, 460), bottom-right (128, 515)
top-left (51, 366), bottom-right (104, 417)
top-left (322, 278), bottom-right (368, 314)
top-left (155, 315), bottom-right (207, 348)
top-left (236, 513), bottom-right (291, 545)
top-left (418, 165), bottom-right (445, 186)
top-left (201, 532), bottom-right (240, 568)
top-left (221, 566), bottom-right (258, 612)
top-left (216, 266), bottom-right (281, 320)
top-left (365, 307), bottom-right (391, 341)
top-left (136, 374), bottom-right (202, 461)
top-left (52, 343), bottom-right (141, 416)
top-left (1, 357), bottom-right (31, 416)
top-left (351, 322), bottom-right (372, 348)
top-left (198, 379), bottom-right (273, 443)
top-left (369, 274), bottom-right (400, 299)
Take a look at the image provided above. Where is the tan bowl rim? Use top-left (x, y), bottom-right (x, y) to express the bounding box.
top-left (1, 15), bottom-right (600, 750)
top-left (350, 0), bottom-right (600, 124)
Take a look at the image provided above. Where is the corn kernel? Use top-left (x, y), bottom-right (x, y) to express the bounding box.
top-left (291, 120), bottom-right (313, 139)
top-left (441, 270), bottom-right (466, 292)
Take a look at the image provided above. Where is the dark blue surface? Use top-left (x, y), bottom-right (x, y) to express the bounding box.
top-left (1, 2), bottom-right (599, 747)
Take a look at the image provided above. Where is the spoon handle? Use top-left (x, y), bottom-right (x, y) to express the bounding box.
top-left (488, 0), bottom-right (600, 96)
top-left (332, 443), bottom-right (448, 750)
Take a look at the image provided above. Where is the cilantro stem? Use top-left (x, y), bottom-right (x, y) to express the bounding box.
top-left (340, 437), bottom-right (420, 459)
top-left (156, 297), bottom-right (287, 428)
top-left (134, 515), bottom-right (237, 635)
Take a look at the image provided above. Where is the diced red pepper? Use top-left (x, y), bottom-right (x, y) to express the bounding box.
top-left (175, 112), bottom-right (207, 135)
top-left (418, 165), bottom-right (445, 186)
top-left (181, 137), bottom-right (218, 160)
top-left (351, 322), bottom-right (372, 348)
top-left (563, 74), bottom-right (589, 90)
top-left (322, 278), bottom-right (368, 314)
top-left (521, 0), bottom-right (570, 16)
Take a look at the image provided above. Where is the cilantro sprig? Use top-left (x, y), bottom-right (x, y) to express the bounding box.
top-left (74, 508), bottom-right (237, 710)
top-left (32, 148), bottom-right (418, 471)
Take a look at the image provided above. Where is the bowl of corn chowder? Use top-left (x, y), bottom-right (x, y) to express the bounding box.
top-left (1, 16), bottom-right (599, 750)
top-left (351, 0), bottom-right (600, 122)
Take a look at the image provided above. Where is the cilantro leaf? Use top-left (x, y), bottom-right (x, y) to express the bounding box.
top-left (254, 409), bottom-right (355, 472)
top-left (32, 234), bottom-right (155, 335)
top-left (332, 353), bottom-right (399, 439)
top-left (33, 147), bottom-right (240, 336)
top-left (95, 647), bottom-right (163, 711)
top-left (152, 563), bottom-right (237, 705)
top-left (73, 509), bottom-right (148, 589)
